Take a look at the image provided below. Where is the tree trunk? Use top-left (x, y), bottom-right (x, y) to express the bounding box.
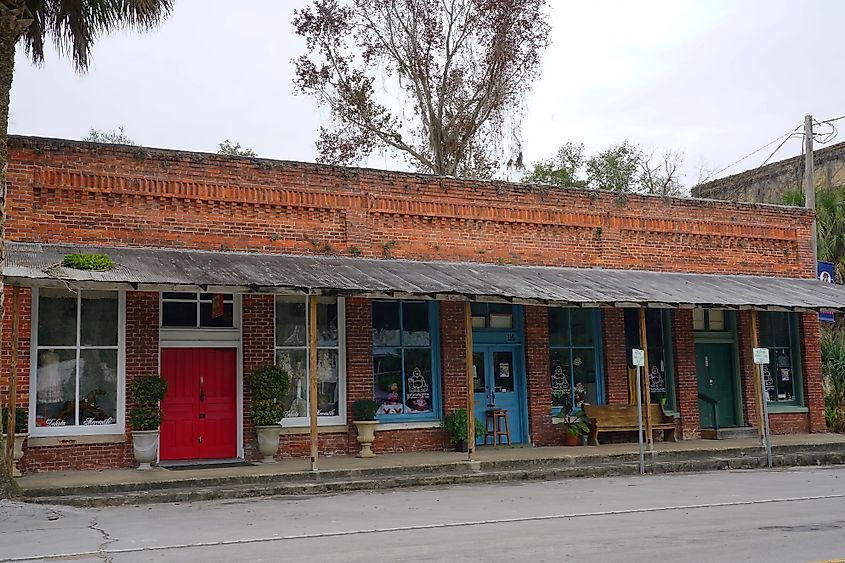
top-left (0, 12), bottom-right (19, 498)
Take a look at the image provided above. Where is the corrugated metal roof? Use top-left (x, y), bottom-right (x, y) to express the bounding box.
top-left (5, 241), bottom-right (845, 311)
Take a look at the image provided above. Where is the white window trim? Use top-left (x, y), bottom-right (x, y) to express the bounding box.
top-left (28, 288), bottom-right (126, 437)
top-left (274, 296), bottom-right (346, 427)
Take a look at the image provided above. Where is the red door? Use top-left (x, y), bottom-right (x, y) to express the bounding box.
top-left (160, 348), bottom-right (238, 461)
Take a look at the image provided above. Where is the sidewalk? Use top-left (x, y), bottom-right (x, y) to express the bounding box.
top-left (17, 433), bottom-right (845, 507)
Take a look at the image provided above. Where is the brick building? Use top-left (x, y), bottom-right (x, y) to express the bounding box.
top-left (4, 135), bottom-right (845, 473)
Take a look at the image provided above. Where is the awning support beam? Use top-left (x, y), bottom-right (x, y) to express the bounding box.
top-left (309, 294), bottom-right (319, 472)
top-left (638, 308), bottom-right (654, 451)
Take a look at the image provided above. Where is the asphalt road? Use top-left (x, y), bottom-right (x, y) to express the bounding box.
top-left (1, 466), bottom-right (844, 562)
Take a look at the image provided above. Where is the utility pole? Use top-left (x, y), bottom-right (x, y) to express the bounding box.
top-left (805, 114), bottom-right (817, 266)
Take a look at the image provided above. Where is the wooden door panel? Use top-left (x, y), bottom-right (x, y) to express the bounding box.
top-left (160, 347), bottom-right (237, 461)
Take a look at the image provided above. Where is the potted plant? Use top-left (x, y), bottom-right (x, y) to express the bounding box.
top-left (129, 376), bottom-right (168, 470)
top-left (352, 399), bottom-right (380, 458)
top-left (249, 365), bottom-right (290, 463)
top-left (1, 407), bottom-right (28, 477)
top-left (556, 410), bottom-right (591, 446)
top-left (442, 408), bottom-right (485, 452)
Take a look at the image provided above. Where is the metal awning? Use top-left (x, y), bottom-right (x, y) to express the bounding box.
top-left (5, 241), bottom-right (845, 311)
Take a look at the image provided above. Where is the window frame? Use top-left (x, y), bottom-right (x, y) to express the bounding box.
top-left (274, 296), bottom-right (346, 427)
top-left (29, 287), bottom-right (126, 437)
top-left (548, 308), bottom-right (604, 415)
top-left (758, 311), bottom-right (804, 407)
top-left (160, 292), bottom-right (238, 330)
top-left (372, 300), bottom-right (442, 422)
top-left (625, 309), bottom-right (677, 412)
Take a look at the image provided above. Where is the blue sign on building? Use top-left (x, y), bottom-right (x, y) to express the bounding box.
top-left (818, 261), bottom-right (835, 323)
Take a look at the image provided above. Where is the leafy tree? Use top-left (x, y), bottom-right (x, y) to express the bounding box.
top-left (0, 0), bottom-right (173, 498)
top-left (218, 139), bottom-right (257, 157)
top-left (293, 0), bottom-right (550, 178)
top-left (585, 141), bottom-right (642, 193)
top-left (525, 140), bottom-right (686, 196)
top-left (522, 142), bottom-right (586, 188)
top-left (83, 125), bottom-right (135, 145)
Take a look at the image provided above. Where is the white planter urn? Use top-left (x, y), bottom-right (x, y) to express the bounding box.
top-left (132, 430), bottom-right (160, 471)
top-left (256, 425), bottom-right (281, 463)
top-left (353, 420), bottom-right (379, 458)
top-left (1, 434), bottom-right (27, 477)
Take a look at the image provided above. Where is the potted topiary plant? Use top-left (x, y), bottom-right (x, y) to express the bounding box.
top-left (442, 408), bottom-right (485, 452)
top-left (352, 399), bottom-right (380, 458)
top-left (249, 365), bottom-right (290, 463)
top-left (129, 376), bottom-right (168, 470)
top-left (1, 407), bottom-right (28, 477)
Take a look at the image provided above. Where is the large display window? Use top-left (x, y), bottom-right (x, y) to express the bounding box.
top-left (275, 296), bottom-right (345, 426)
top-left (31, 288), bottom-right (125, 435)
top-left (549, 308), bottom-right (603, 412)
top-left (372, 300), bottom-right (441, 421)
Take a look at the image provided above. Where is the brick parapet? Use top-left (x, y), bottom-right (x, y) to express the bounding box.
top-left (7, 136), bottom-right (815, 277)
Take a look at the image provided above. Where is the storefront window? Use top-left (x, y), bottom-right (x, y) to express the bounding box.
top-left (32, 288), bottom-right (122, 433)
top-left (275, 297), bottom-right (344, 425)
top-left (372, 301), bottom-right (440, 420)
top-left (549, 308), bottom-right (602, 412)
top-left (625, 309), bottom-right (675, 410)
top-left (162, 292), bottom-right (234, 328)
top-left (470, 303), bottom-right (514, 329)
top-left (759, 312), bottom-right (801, 404)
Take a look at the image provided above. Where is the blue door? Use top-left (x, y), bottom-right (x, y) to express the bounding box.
top-left (473, 345), bottom-right (526, 444)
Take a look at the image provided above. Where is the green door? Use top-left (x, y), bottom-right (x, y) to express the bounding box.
top-left (695, 342), bottom-right (738, 428)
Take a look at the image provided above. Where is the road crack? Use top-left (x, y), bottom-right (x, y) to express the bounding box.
top-left (88, 516), bottom-right (116, 563)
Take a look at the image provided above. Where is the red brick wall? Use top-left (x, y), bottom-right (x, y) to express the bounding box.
top-left (242, 294), bottom-right (276, 460)
top-left (736, 311), bottom-right (759, 428)
top-left (671, 309), bottom-right (700, 439)
top-left (7, 137), bottom-right (815, 278)
top-left (799, 313), bottom-right (825, 433)
top-left (439, 301), bottom-right (468, 414)
top-left (1, 287), bottom-right (31, 411)
top-left (769, 413), bottom-right (810, 434)
top-left (525, 305), bottom-right (559, 446)
top-left (602, 309), bottom-right (629, 405)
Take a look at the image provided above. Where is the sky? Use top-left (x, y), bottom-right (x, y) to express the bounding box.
top-left (9, 0), bottom-right (845, 188)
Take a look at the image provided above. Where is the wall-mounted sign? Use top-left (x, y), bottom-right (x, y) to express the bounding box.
top-left (753, 347), bottom-right (770, 365)
top-left (818, 261), bottom-right (835, 324)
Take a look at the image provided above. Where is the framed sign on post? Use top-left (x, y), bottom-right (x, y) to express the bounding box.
top-left (631, 348), bottom-right (645, 475)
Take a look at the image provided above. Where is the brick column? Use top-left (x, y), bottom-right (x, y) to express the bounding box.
top-left (736, 311), bottom-right (758, 427)
top-left (345, 298), bottom-right (372, 452)
top-left (602, 308), bottom-right (628, 405)
top-left (671, 309), bottom-right (699, 439)
top-left (525, 305), bottom-right (557, 445)
top-left (439, 302), bottom-right (467, 414)
top-left (1, 287), bottom-right (32, 413)
top-left (800, 312), bottom-right (825, 433)
top-left (242, 294), bottom-right (275, 459)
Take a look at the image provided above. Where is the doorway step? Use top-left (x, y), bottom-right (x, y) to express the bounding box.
top-left (701, 427), bottom-right (759, 440)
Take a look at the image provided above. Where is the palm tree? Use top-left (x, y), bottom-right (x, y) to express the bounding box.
top-left (0, 0), bottom-right (173, 497)
top-left (783, 186), bottom-right (845, 281)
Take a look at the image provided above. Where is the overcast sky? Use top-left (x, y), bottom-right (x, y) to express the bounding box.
top-left (10, 0), bottom-right (845, 187)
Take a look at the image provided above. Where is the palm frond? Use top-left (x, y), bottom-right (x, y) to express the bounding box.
top-left (22, 0), bottom-right (173, 71)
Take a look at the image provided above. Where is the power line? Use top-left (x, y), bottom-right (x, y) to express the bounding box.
top-left (711, 124), bottom-right (802, 178)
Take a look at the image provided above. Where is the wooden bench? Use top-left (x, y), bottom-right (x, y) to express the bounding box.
top-left (582, 404), bottom-right (677, 446)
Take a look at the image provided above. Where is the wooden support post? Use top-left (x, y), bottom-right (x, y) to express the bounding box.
top-left (5, 287), bottom-right (19, 475)
top-left (308, 295), bottom-right (319, 471)
top-left (638, 308), bottom-right (654, 449)
top-left (465, 302), bottom-right (475, 462)
top-left (750, 310), bottom-right (765, 440)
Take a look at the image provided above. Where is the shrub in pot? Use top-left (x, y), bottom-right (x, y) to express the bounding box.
top-left (129, 376), bottom-right (167, 470)
top-left (556, 411), bottom-right (591, 446)
top-left (352, 399), bottom-right (380, 458)
top-left (442, 408), bottom-right (484, 452)
top-left (1, 407), bottom-right (28, 477)
top-left (249, 365), bottom-right (290, 463)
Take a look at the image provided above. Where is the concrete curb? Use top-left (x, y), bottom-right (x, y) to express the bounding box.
top-left (21, 446), bottom-right (845, 508)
